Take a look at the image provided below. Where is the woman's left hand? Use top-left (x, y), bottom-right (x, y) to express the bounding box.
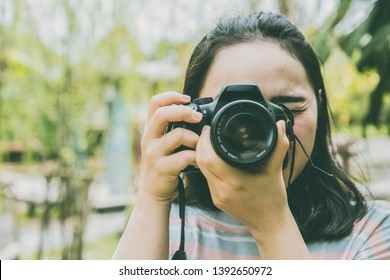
top-left (195, 120), bottom-right (291, 233)
top-left (197, 120), bottom-right (311, 259)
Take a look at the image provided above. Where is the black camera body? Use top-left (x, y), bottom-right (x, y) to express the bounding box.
top-left (167, 83), bottom-right (294, 171)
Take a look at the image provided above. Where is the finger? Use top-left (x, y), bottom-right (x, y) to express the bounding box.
top-left (267, 120), bottom-right (290, 172)
top-left (196, 126), bottom-right (238, 207)
top-left (160, 127), bottom-right (200, 154)
top-left (141, 127), bottom-right (199, 172)
top-left (144, 105), bottom-right (203, 140)
top-left (146, 92), bottom-right (191, 124)
top-left (142, 127), bottom-right (199, 160)
top-left (196, 125), bottom-right (225, 181)
top-left (159, 149), bottom-right (197, 175)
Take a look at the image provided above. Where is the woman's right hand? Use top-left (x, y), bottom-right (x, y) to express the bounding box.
top-left (138, 91), bottom-right (203, 205)
top-left (113, 91), bottom-right (201, 260)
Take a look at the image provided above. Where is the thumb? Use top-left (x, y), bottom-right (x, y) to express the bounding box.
top-left (268, 120), bottom-right (290, 172)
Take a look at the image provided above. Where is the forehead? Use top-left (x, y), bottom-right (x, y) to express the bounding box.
top-left (200, 41), bottom-right (314, 100)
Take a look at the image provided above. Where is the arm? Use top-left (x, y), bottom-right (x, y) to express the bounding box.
top-left (196, 121), bottom-right (311, 259)
top-left (112, 191), bottom-right (172, 259)
top-left (112, 92), bottom-right (202, 259)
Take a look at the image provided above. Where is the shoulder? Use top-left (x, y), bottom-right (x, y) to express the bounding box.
top-left (356, 200), bottom-right (390, 237)
top-left (308, 200), bottom-right (390, 260)
top-left (363, 200), bottom-right (390, 223)
top-left (354, 200), bottom-right (390, 239)
top-left (348, 200), bottom-right (390, 259)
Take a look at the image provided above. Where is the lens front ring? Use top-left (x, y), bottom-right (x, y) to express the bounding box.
top-left (210, 100), bottom-right (278, 168)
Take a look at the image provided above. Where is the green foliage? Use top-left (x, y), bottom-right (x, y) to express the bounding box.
top-left (310, 0), bottom-right (352, 61)
top-left (324, 48), bottom-right (379, 126)
top-left (337, 0), bottom-right (390, 125)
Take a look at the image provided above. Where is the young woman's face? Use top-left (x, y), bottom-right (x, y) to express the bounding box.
top-left (199, 41), bottom-right (318, 185)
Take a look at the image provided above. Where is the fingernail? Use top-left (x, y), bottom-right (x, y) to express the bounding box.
top-left (201, 125), bottom-right (210, 134)
top-left (182, 94), bottom-right (191, 102)
top-left (277, 120), bottom-right (286, 132)
top-left (193, 110), bottom-right (203, 120)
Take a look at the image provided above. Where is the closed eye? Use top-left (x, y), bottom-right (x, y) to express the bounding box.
top-left (270, 95), bottom-right (307, 104)
top-left (269, 95), bottom-right (307, 115)
top-left (289, 108), bottom-right (305, 115)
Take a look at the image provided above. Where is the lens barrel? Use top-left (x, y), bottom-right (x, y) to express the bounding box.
top-left (211, 100), bottom-right (277, 168)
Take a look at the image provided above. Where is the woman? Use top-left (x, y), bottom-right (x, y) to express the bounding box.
top-left (113, 11), bottom-right (390, 260)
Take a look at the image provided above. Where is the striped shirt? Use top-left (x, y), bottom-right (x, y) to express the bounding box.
top-left (169, 200), bottom-right (390, 259)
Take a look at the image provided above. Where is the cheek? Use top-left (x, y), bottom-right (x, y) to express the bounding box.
top-left (293, 115), bottom-right (317, 151)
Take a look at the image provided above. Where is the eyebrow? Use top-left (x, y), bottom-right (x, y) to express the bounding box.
top-left (269, 95), bottom-right (307, 104)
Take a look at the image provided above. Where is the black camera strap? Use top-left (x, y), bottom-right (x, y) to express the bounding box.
top-left (171, 176), bottom-right (187, 260)
top-left (294, 136), bottom-right (334, 178)
top-left (288, 137), bottom-right (297, 187)
top-left (279, 103), bottom-right (333, 181)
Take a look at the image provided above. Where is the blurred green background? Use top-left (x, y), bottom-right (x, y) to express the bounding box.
top-left (0, 0), bottom-right (389, 260)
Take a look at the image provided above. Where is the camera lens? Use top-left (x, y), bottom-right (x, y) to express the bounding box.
top-left (211, 100), bottom-right (277, 168)
top-left (225, 113), bottom-right (264, 152)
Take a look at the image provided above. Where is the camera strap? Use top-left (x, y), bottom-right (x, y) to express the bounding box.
top-left (294, 136), bottom-right (334, 178)
top-left (279, 103), bottom-right (333, 180)
top-left (171, 176), bottom-right (187, 260)
top-left (288, 137), bottom-right (297, 187)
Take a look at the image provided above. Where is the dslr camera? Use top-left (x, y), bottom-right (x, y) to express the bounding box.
top-left (167, 83), bottom-right (294, 171)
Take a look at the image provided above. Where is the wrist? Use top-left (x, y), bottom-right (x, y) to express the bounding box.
top-left (135, 188), bottom-right (175, 211)
top-left (249, 208), bottom-right (311, 259)
top-left (115, 187), bottom-right (172, 260)
top-left (130, 189), bottom-right (173, 237)
top-left (248, 206), bottom-right (292, 240)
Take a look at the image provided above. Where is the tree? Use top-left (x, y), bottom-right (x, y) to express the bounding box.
top-left (311, 0), bottom-right (352, 61)
top-left (339, 0), bottom-right (390, 130)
